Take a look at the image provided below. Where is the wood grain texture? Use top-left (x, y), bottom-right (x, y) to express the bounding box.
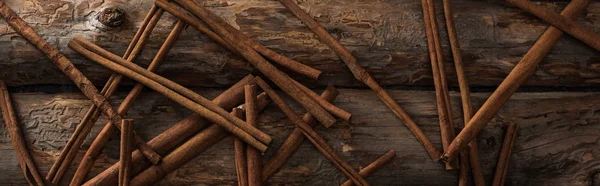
top-left (0, 89), bottom-right (598, 185)
top-left (0, 0), bottom-right (599, 87)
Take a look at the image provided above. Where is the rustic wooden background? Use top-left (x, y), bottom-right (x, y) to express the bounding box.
top-left (0, 0), bottom-right (599, 185)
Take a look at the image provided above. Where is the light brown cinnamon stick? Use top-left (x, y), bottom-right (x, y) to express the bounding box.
top-left (340, 150), bottom-right (396, 186)
top-left (492, 123), bottom-right (518, 186)
top-left (165, 0), bottom-right (337, 127)
top-left (232, 108), bottom-right (249, 186)
top-left (83, 75), bottom-right (257, 186)
top-left (506, 0), bottom-right (600, 52)
top-left (119, 119), bottom-right (134, 186)
top-left (277, 0), bottom-right (441, 161)
top-left (420, 0), bottom-right (458, 169)
top-left (129, 94), bottom-right (271, 186)
top-left (153, 0), bottom-right (321, 80)
top-left (441, 0), bottom-right (589, 162)
top-left (69, 40), bottom-right (269, 152)
top-left (69, 20), bottom-right (185, 186)
top-left (0, 81), bottom-right (45, 186)
top-left (441, 0), bottom-right (485, 183)
top-left (254, 77), bottom-right (369, 186)
top-left (245, 85), bottom-right (262, 186)
top-left (262, 85), bottom-right (339, 181)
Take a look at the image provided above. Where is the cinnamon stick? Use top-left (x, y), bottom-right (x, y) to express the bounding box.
top-left (83, 75), bottom-right (257, 186)
top-left (0, 81), bottom-right (45, 186)
top-left (254, 77), bottom-right (369, 186)
top-left (129, 95), bottom-right (271, 186)
top-left (69, 40), bottom-right (269, 152)
top-left (441, 0), bottom-right (589, 162)
top-left (69, 20), bottom-right (185, 186)
top-left (442, 0), bottom-right (485, 182)
top-left (420, 0), bottom-right (458, 169)
top-left (165, 0), bottom-right (337, 127)
top-left (245, 85), bottom-right (262, 186)
top-left (154, 0), bottom-right (321, 80)
top-left (506, 0), bottom-right (600, 52)
top-left (340, 150), bottom-right (396, 186)
top-left (492, 123), bottom-right (518, 186)
top-left (119, 119), bottom-right (134, 186)
top-left (232, 108), bottom-right (249, 186)
top-left (277, 0), bottom-right (441, 161)
top-left (290, 78), bottom-right (351, 121)
top-left (262, 85), bottom-right (339, 181)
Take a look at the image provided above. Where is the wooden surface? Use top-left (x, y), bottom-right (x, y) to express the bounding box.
top-left (0, 90), bottom-right (598, 185)
top-left (0, 0), bottom-right (599, 87)
top-left (0, 0), bottom-right (599, 185)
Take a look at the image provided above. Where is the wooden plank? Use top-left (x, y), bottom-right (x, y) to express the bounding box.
top-left (0, 0), bottom-right (599, 87)
top-left (0, 89), bottom-right (598, 185)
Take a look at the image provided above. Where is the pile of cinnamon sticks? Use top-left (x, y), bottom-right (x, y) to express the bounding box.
top-left (0, 0), bottom-right (596, 185)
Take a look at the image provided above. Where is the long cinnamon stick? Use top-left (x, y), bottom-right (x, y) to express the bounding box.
top-left (277, 0), bottom-right (441, 161)
top-left (83, 75), bottom-right (257, 186)
top-left (165, 0), bottom-right (337, 127)
top-left (245, 85), bottom-right (262, 186)
top-left (441, 0), bottom-right (589, 162)
top-left (442, 0), bottom-right (485, 183)
top-left (262, 85), bottom-right (339, 181)
top-left (492, 123), bottom-right (518, 186)
top-left (69, 20), bottom-right (185, 186)
top-left (0, 81), bottom-right (45, 186)
top-left (69, 40), bottom-right (269, 152)
top-left (340, 150), bottom-right (396, 186)
top-left (506, 0), bottom-right (600, 52)
top-left (420, 0), bottom-right (458, 169)
top-left (119, 119), bottom-right (134, 186)
top-left (129, 94), bottom-right (271, 186)
top-left (254, 77), bottom-right (369, 186)
top-left (232, 108), bottom-right (249, 186)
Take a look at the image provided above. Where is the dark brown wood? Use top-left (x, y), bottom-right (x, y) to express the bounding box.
top-left (492, 123), bottom-right (518, 186)
top-left (442, 0), bottom-right (590, 162)
top-left (232, 108), bottom-right (248, 186)
top-left (0, 81), bottom-right (45, 186)
top-left (245, 85), bottom-right (262, 186)
top-left (119, 119), bottom-right (134, 186)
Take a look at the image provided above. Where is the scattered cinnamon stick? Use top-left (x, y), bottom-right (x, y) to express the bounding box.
top-left (340, 150), bottom-right (396, 186)
top-left (69, 20), bottom-right (185, 186)
top-left (232, 108), bottom-right (249, 186)
top-left (506, 0), bottom-right (600, 52)
top-left (119, 119), bottom-right (134, 186)
top-left (441, 0), bottom-right (590, 162)
top-left (83, 75), bottom-right (258, 186)
top-left (165, 0), bottom-right (337, 127)
top-left (245, 85), bottom-right (263, 186)
top-left (492, 123), bottom-right (519, 186)
top-left (441, 0), bottom-right (485, 182)
top-left (419, 0), bottom-right (458, 169)
top-left (276, 0), bottom-right (441, 161)
top-left (290, 78), bottom-right (351, 121)
top-left (153, 0), bottom-right (321, 80)
top-left (262, 85), bottom-right (339, 181)
top-left (129, 94), bottom-right (271, 186)
top-left (69, 40), bottom-right (269, 152)
top-left (0, 81), bottom-right (45, 186)
top-left (254, 77), bottom-right (369, 186)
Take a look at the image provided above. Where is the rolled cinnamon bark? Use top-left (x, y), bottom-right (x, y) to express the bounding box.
top-left (340, 150), bottom-right (396, 186)
top-left (119, 119), bottom-right (134, 186)
top-left (232, 108), bottom-right (249, 186)
top-left (245, 85), bottom-right (263, 186)
top-left (492, 123), bottom-right (519, 186)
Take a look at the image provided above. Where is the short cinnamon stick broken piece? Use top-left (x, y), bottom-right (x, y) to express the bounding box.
top-left (340, 150), bottom-right (396, 186)
top-left (165, 0), bottom-right (337, 127)
top-left (0, 81), bottom-right (45, 186)
top-left (492, 123), bottom-right (518, 186)
top-left (277, 0), bottom-right (441, 161)
top-left (232, 108), bottom-right (249, 186)
top-left (245, 85), bottom-right (262, 186)
top-left (441, 0), bottom-right (589, 162)
top-left (255, 77), bottom-right (369, 186)
top-left (290, 78), bottom-right (351, 121)
top-left (119, 119), bottom-right (134, 186)
top-left (69, 40), bottom-right (269, 152)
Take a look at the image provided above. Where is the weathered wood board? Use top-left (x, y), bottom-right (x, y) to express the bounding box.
top-left (0, 90), bottom-right (598, 185)
top-left (0, 0), bottom-right (599, 87)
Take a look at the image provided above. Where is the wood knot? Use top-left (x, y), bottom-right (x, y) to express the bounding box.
top-left (97, 7), bottom-right (126, 27)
